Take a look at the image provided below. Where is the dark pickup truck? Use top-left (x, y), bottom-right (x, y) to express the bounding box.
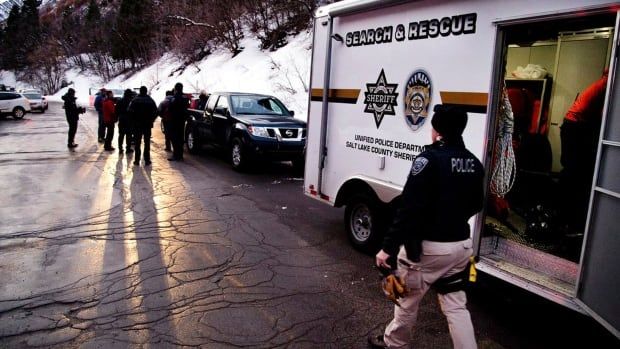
top-left (185, 92), bottom-right (306, 171)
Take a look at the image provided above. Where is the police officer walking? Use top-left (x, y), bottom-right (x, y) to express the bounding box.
top-left (128, 86), bottom-right (158, 166)
top-left (370, 105), bottom-right (484, 349)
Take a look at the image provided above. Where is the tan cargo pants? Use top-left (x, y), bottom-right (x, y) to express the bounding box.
top-left (383, 239), bottom-right (477, 349)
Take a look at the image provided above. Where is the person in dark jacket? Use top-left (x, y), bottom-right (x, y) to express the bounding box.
top-left (102, 91), bottom-right (116, 151)
top-left (158, 90), bottom-right (174, 152)
top-left (370, 105), bottom-right (484, 349)
top-left (62, 88), bottom-right (81, 148)
top-left (116, 89), bottom-right (135, 154)
top-left (168, 82), bottom-right (190, 161)
top-left (94, 88), bottom-right (106, 143)
top-left (128, 86), bottom-right (158, 166)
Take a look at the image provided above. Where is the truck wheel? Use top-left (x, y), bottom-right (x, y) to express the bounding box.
top-left (292, 156), bottom-right (305, 173)
top-left (231, 137), bottom-right (248, 171)
top-left (186, 128), bottom-right (200, 154)
top-left (344, 195), bottom-right (385, 253)
top-left (13, 107), bottom-right (25, 119)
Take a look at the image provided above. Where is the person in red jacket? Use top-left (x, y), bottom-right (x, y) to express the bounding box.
top-left (102, 90), bottom-right (117, 151)
top-left (560, 69), bottom-right (608, 232)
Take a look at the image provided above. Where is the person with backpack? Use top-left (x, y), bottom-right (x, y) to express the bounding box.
top-left (128, 86), bottom-right (158, 166)
top-left (116, 89), bottom-right (135, 154)
top-left (158, 90), bottom-right (174, 152)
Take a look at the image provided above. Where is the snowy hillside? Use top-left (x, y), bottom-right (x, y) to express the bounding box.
top-left (40, 30), bottom-right (312, 121)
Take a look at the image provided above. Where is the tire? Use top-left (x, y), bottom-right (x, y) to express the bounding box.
top-left (186, 128), bottom-right (200, 154)
top-left (344, 194), bottom-right (386, 253)
top-left (12, 107), bottom-right (25, 119)
top-left (230, 137), bottom-right (248, 171)
top-left (292, 156), bottom-right (305, 173)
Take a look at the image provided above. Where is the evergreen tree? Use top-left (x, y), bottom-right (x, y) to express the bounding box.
top-left (20, 0), bottom-right (42, 58)
top-left (111, 0), bottom-right (154, 67)
top-left (1, 5), bottom-right (22, 69)
top-left (85, 0), bottom-right (101, 25)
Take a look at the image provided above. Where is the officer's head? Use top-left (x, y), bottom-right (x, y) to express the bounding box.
top-left (67, 88), bottom-right (75, 96)
top-left (139, 86), bottom-right (148, 95)
top-left (431, 104), bottom-right (467, 142)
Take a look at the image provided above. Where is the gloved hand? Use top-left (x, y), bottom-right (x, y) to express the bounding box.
top-left (381, 274), bottom-right (407, 306)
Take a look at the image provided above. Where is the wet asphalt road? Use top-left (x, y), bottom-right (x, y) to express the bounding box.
top-left (0, 104), bottom-right (618, 348)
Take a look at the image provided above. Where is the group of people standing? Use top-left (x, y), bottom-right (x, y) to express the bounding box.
top-left (93, 86), bottom-right (158, 165)
top-left (62, 82), bottom-right (190, 165)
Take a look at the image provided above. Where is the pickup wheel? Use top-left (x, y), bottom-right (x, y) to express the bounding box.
top-left (230, 137), bottom-right (248, 171)
top-left (344, 194), bottom-right (385, 253)
top-left (291, 156), bottom-right (305, 173)
top-left (13, 107), bottom-right (25, 119)
top-left (186, 128), bottom-right (200, 154)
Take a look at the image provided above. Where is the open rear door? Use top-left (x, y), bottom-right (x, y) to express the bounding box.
top-left (575, 12), bottom-right (620, 339)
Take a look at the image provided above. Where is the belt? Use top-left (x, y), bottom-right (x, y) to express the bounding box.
top-left (398, 258), bottom-right (421, 270)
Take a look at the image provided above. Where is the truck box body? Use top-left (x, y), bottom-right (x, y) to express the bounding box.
top-left (305, 0), bottom-right (620, 337)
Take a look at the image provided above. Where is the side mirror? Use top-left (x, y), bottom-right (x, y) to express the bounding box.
top-left (289, 110), bottom-right (295, 117)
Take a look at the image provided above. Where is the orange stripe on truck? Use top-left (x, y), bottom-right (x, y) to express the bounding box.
top-left (440, 91), bottom-right (488, 113)
top-left (311, 88), bottom-right (360, 104)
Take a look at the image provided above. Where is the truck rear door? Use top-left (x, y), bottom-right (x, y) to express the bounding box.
top-left (575, 12), bottom-right (620, 339)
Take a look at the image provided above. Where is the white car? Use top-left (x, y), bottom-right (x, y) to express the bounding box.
top-left (21, 91), bottom-right (48, 112)
top-left (0, 91), bottom-right (31, 119)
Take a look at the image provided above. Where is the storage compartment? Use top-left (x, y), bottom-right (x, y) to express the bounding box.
top-left (482, 13), bottom-right (615, 293)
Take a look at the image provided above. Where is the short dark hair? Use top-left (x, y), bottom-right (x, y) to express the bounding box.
top-left (165, 90), bottom-right (173, 96)
top-left (140, 86), bottom-right (148, 95)
top-left (174, 82), bottom-right (183, 92)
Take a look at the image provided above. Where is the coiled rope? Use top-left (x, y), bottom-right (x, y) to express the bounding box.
top-left (490, 88), bottom-right (517, 197)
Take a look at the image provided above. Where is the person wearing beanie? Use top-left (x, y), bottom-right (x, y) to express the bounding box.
top-left (62, 88), bottom-right (80, 148)
top-left (370, 104), bottom-right (484, 349)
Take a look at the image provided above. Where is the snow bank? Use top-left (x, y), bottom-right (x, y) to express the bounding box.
top-left (7, 30), bottom-right (312, 120)
top-left (109, 30), bottom-right (312, 120)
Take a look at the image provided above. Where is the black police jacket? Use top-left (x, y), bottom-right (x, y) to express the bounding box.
top-left (382, 137), bottom-right (484, 262)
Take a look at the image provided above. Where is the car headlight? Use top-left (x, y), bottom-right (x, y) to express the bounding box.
top-left (247, 126), bottom-right (271, 138)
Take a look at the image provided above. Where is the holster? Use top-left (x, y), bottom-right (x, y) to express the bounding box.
top-left (433, 265), bottom-right (470, 295)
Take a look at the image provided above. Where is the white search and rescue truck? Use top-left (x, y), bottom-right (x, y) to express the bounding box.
top-left (304, 0), bottom-right (620, 337)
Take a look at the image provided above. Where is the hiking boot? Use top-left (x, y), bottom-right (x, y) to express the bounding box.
top-left (368, 334), bottom-right (388, 349)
